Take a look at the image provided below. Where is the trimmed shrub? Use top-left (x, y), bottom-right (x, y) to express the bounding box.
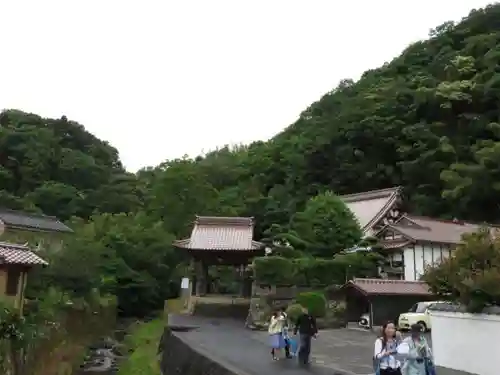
top-left (253, 253), bottom-right (381, 286)
top-left (297, 258), bottom-right (345, 286)
top-left (253, 256), bottom-right (297, 285)
top-left (285, 303), bottom-right (303, 322)
top-left (296, 291), bottom-right (327, 317)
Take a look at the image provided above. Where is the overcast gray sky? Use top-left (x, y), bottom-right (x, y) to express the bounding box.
top-left (0, 1), bottom-right (492, 171)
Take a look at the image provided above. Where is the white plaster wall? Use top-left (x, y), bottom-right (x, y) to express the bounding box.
top-left (403, 244), bottom-right (452, 281)
top-left (403, 247), bottom-right (416, 281)
top-left (430, 310), bottom-right (500, 375)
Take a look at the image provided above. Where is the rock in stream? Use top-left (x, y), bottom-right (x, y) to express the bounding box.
top-left (76, 337), bottom-right (125, 375)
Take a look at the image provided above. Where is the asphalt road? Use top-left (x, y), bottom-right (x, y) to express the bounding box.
top-left (169, 314), bottom-right (415, 375)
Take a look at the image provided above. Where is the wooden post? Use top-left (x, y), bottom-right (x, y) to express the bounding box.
top-left (238, 264), bottom-right (246, 297)
top-left (203, 262), bottom-right (209, 295)
top-left (195, 261), bottom-right (208, 296)
top-left (369, 300), bottom-right (374, 331)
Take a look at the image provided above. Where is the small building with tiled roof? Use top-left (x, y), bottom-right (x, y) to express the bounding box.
top-left (339, 278), bottom-right (434, 327)
top-left (375, 214), bottom-right (491, 281)
top-left (0, 208), bottom-right (73, 234)
top-left (0, 208), bottom-right (73, 253)
top-left (174, 216), bottom-right (265, 296)
top-left (0, 241), bottom-right (48, 312)
top-left (341, 187), bottom-right (403, 236)
top-left (345, 278), bottom-right (431, 296)
top-left (0, 209), bottom-right (71, 313)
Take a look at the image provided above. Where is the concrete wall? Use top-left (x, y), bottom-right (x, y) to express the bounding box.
top-left (193, 301), bottom-right (249, 320)
top-left (430, 310), bottom-right (499, 375)
top-left (159, 327), bottom-right (245, 375)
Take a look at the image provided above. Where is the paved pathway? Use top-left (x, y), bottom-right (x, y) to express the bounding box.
top-left (169, 315), bottom-right (378, 375)
top-left (169, 315), bottom-right (432, 375)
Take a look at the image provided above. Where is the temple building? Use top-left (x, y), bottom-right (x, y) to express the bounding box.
top-left (342, 187), bottom-right (493, 281)
top-left (341, 186), bottom-right (403, 236)
top-left (374, 215), bottom-right (489, 281)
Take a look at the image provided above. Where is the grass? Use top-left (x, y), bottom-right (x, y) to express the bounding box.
top-left (118, 318), bottom-right (165, 375)
top-left (163, 297), bottom-right (184, 317)
top-left (118, 299), bottom-right (181, 375)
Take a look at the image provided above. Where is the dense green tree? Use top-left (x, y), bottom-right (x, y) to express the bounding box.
top-left (423, 228), bottom-right (500, 312)
top-left (27, 213), bottom-right (182, 317)
top-left (0, 109), bottom-right (139, 220)
top-left (237, 4), bottom-right (500, 224)
top-left (291, 191), bottom-right (362, 257)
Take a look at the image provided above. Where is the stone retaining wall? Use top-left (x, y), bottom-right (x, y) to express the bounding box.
top-left (158, 327), bottom-right (247, 375)
top-left (194, 301), bottom-right (249, 320)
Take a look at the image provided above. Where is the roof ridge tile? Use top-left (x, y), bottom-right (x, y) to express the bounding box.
top-left (341, 186), bottom-right (401, 202)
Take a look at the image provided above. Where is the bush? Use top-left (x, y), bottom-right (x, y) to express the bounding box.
top-left (329, 301), bottom-right (346, 320)
top-left (422, 228), bottom-right (500, 312)
top-left (296, 291), bottom-right (327, 318)
top-left (295, 258), bottom-right (345, 286)
top-left (253, 256), bottom-right (297, 285)
top-left (254, 253), bottom-right (381, 286)
top-left (285, 303), bottom-right (304, 322)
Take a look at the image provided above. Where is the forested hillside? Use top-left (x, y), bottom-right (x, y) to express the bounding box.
top-left (0, 109), bottom-right (142, 220)
top-left (5, 3), bottom-right (500, 316)
top-left (250, 3), bottom-right (500, 224)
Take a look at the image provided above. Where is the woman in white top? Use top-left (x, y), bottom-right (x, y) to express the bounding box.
top-left (374, 322), bottom-right (402, 375)
top-left (268, 310), bottom-right (285, 360)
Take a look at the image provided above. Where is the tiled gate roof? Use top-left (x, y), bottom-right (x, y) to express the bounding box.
top-left (173, 216), bottom-right (264, 251)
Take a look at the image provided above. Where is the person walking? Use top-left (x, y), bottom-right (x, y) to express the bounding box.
top-left (279, 307), bottom-right (292, 359)
top-left (268, 310), bottom-right (286, 360)
top-left (293, 306), bottom-right (318, 365)
top-left (373, 322), bottom-right (402, 375)
top-left (397, 324), bottom-right (433, 375)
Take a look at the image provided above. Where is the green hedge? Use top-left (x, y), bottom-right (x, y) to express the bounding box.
top-left (296, 291), bottom-right (327, 317)
top-left (285, 303), bottom-right (304, 322)
top-left (253, 253), bottom-right (381, 286)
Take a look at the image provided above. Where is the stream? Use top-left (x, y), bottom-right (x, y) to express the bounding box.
top-left (75, 322), bottom-right (130, 375)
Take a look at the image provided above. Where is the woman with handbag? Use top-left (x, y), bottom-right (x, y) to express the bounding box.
top-left (373, 322), bottom-right (403, 375)
top-left (397, 324), bottom-right (435, 375)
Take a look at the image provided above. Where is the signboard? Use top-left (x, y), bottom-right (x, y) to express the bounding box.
top-left (181, 277), bottom-right (190, 289)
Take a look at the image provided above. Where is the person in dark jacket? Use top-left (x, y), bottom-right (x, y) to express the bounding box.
top-left (293, 306), bottom-right (318, 365)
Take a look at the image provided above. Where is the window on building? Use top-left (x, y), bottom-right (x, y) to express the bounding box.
top-left (408, 302), bottom-right (429, 313)
top-left (5, 269), bottom-right (21, 296)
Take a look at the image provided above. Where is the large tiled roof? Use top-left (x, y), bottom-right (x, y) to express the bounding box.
top-left (173, 216), bottom-right (264, 251)
top-left (347, 278), bottom-right (431, 296)
top-left (0, 242), bottom-right (48, 266)
top-left (0, 209), bottom-right (73, 233)
top-left (341, 187), bottom-right (401, 233)
top-left (381, 214), bottom-right (492, 245)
